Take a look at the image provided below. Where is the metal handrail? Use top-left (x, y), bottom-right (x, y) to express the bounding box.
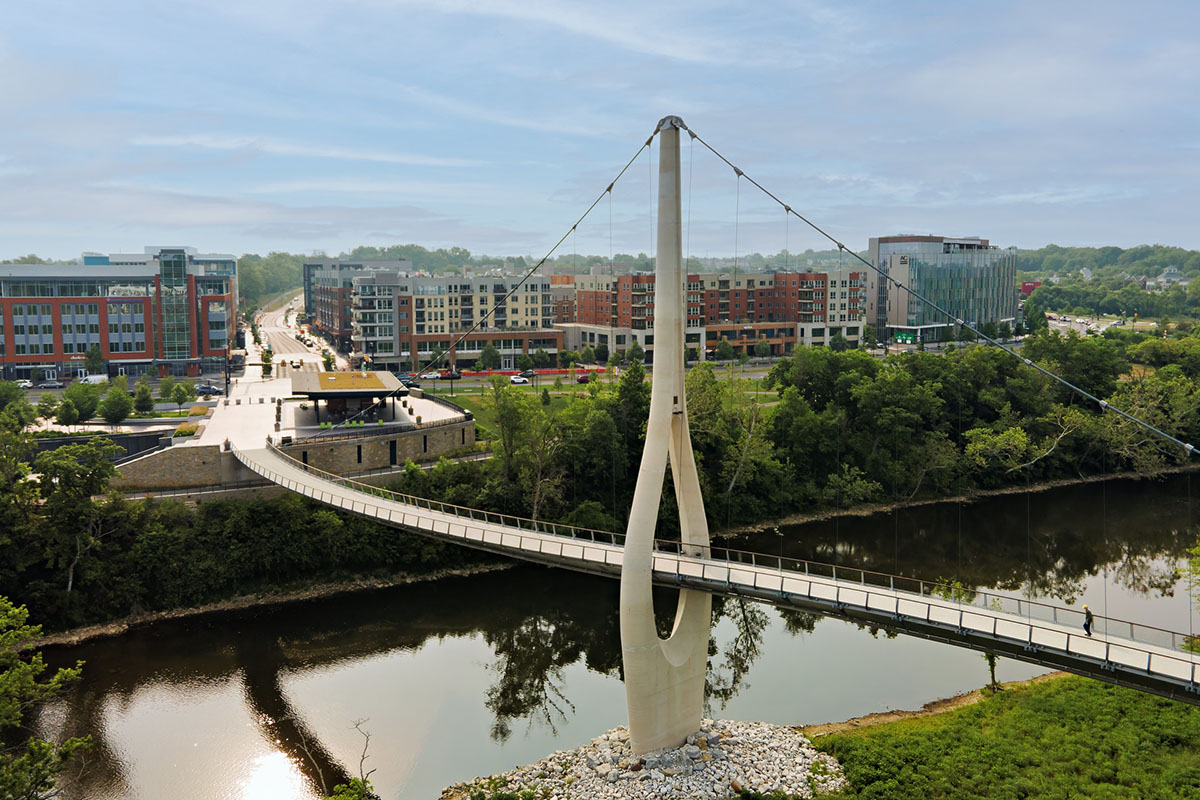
top-left (232, 440), bottom-right (1200, 664)
top-left (289, 415), bottom-right (471, 444)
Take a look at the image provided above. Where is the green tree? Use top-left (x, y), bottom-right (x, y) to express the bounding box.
top-left (541, 388), bottom-right (551, 406)
top-left (84, 343), bottom-right (105, 375)
top-left (479, 342), bottom-right (501, 370)
top-left (55, 398), bottom-right (79, 429)
top-left (715, 338), bottom-right (735, 361)
top-left (34, 437), bottom-right (121, 594)
top-left (158, 374), bottom-right (176, 403)
top-left (171, 382), bottom-right (193, 416)
top-left (516, 353), bottom-right (534, 372)
top-left (754, 338), bottom-right (771, 358)
top-left (862, 324), bottom-right (877, 349)
top-left (134, 381), bottom-right (155, 414)
top-left (532, 348), bottom-right (551, 369)
top-left (322, 351), bottom-right (336, 371)
top-left (261, 348), bottom-right (273, 377)
top-left (829, 332), bottom-right (850, 352)
top-left (99, 376), bottom-right (134, 426)
top-left (0, 597), bottom-right (90, 799)
top-left (627, 340), bottom-right (645, 364)
top-left (594, 343), bottom-right (609, 364)
top-left (580, 345), bottom-right (595, 364)
top-left (324, 779), bottom-right (376, 799)
top-left (36, 393), bottom-right (59, 421)
top-left (62, 381), bottom-right (101, 422)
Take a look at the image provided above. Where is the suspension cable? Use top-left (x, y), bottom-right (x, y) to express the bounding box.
top-left (301, 128), bottom-right (658, 437)
top-left (684, 126), bottom-right (1198, 460)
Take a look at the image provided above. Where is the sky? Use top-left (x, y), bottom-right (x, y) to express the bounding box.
top-left (1, 0), bottom-right (1198, 262)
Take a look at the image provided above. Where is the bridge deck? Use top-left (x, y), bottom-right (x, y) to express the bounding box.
top-left (233, 444), bottom-right (1200, 704)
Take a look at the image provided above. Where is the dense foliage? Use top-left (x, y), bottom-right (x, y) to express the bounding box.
top-left (0, 597), bottom-right (90, 798)
top-left (396, 327), bottom-right (1199, 534)
top-left (0, 433), bottom-right (493, 631)
top-left (815, 676), bottom-right (1200, 799)
top-left (1025, 279), bottom-right (1200, 325)
top-left (237, 251), bottom-right (305, 310)
top-left (1018, 243), bottom-right (1200, 280)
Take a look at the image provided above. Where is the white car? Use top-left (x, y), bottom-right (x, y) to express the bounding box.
top-left (15, 379), bottom-right (32, 389)
top-left (420, 372), bottom-right (440, 380)
top-left (509, 375), bottom-right (530, 385)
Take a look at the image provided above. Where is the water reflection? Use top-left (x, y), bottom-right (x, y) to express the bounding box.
top-left (39, 473), bottom-right (1198, 799)
top-left (730, 473), bottom-right (1196, 604)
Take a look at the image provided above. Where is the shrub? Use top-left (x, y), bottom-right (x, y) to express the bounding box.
top-left (173, 423), bottom-right (199, 437)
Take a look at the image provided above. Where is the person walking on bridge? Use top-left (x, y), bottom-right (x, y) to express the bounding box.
top-left (1083, 604), bottom-right (1094, 637)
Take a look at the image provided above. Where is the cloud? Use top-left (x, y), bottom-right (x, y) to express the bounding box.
top-left (130, 134), bottom-right (482, 168)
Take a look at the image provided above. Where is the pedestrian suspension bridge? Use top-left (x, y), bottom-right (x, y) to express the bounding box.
top-left (232, 115), bottom-right (1200, 743)
top-left (231, 440), bottom-right (1200, 705)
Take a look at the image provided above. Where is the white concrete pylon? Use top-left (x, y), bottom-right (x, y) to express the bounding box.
top-left (620, 116), bottom-right (713, 755)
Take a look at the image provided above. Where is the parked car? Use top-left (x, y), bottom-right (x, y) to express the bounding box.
top-left (509, 375), bottom-right (530, 385)
top-left (15, 379), bottom-right (32, 389)
top-left (195, 384), bottom-right (222, 395)
top-left (440, 369), bottom-right (462, 380)
top-left (576, 373), bottom-right (593, 384)
top-left (37, 379), bottom-right (65, 389)
top-left (400, 378), bottom-right (420, 388)
top-left (518, 369), bottom-right (536, 379)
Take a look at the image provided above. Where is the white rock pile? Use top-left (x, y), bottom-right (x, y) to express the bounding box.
top-left (444, 719), bottom-right (846, 799)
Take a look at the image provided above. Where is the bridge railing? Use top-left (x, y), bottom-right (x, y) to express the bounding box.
top-left (689, 544), bottom-right (1196, 657)
top-left (252, 439), bottom-right (624, 546)
top-left (239, 441), bottom-right (1199, 664)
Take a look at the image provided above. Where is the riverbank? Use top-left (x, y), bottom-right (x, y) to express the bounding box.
top-left (810, 673), bottom-right (1200, 799)
top-left (798, 671), bottom-right (1069, 738)
top-left (721, 463), bottom-right (1200, 538)
top-left (33, 562), bottom-right (513, 648)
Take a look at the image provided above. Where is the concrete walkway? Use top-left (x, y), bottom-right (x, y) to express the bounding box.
top-left (232, 442), bottom-right (1200, 706)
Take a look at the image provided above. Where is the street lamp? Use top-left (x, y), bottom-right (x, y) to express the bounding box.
top-left (224, 347), bottom-right (231, 396)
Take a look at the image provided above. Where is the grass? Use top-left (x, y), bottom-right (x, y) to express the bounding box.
top-left (445, 389), bottom-right (569, 441)
top-left (813, 675), bottom-right (1200, 799)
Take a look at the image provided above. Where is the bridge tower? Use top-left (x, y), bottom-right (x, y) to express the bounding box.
top-left (620, 115), bottom-right (713, 754)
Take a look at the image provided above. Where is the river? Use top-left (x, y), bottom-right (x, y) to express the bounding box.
top-left (38, 473), bottom-right (1199, 799)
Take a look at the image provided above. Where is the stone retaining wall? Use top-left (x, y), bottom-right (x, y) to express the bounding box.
top-left (113, 419), bottom-right (475, 491)
top-left (278, 419), bottom-right (474, 475)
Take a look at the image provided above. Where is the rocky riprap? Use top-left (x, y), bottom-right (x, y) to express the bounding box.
top-left (444, 719), bottom-right (846, 799)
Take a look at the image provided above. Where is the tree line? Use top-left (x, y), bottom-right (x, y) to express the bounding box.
top-left (1018, 243), bottom-right (1200, 280)
top-left (391, 325), bottom-right (1200, 538)
top-left (1024, 278), bottom-right (1200, 324)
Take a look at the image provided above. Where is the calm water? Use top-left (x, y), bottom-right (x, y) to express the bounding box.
top-left (39, 474), bottom-right (1200, 799)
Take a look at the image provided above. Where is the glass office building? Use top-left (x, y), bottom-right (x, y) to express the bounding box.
top-left (869, 235), bottom-right (1017, 341)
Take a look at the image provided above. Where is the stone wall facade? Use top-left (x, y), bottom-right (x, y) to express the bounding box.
top-left (113, 445), bottom-right (259, 490)
top-left (278, 420), bottom-right (475, 476)
top-left (112, 419), bottom-right (476, 491)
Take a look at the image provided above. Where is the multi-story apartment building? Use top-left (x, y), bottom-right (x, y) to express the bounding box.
top-left (0, 246), bottom-right (236, 381)
top-left (348, 270), bottom-right (561, 372)
top-left (564, 265), bottom-right (867, 360)
top-left (303, 258), bottom-right (412, 351)
top-left (869, 235), bottom-right (1017, 342)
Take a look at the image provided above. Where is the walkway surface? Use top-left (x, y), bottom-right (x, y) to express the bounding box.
top-left (189, 300), bottom-right (452, 449)
top-left (232, 442), bottom-right (1200, 705)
